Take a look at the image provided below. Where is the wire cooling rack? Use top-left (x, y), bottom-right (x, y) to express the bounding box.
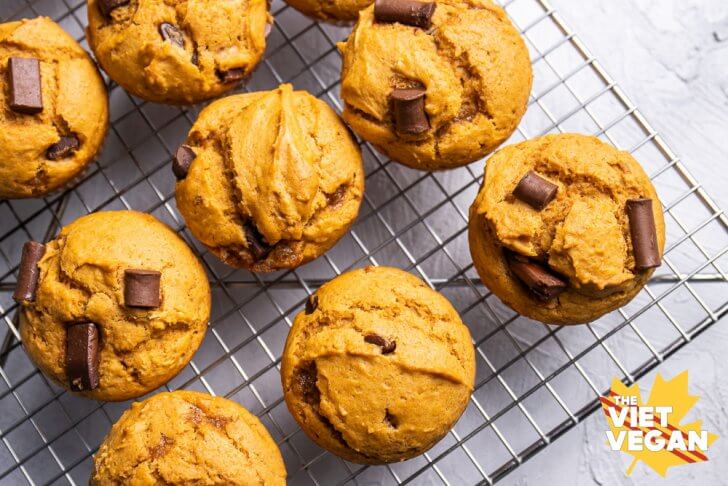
top-left (1, 0), bottom-right (727, 484)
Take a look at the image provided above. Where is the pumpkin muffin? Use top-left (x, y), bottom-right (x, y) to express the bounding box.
top-left (91, 391), bottom-right (286, 485)
top-left (339, 0), bottom-right (532, 170)
top-left (281, 266), bottom-right (475, 464)
top-left (87, 0), bottom-right (270, 104)
top-left (468, 134), bottom-right (665, 324)
top-left (174, 84), bottom-right (365, 272)
top-left (16, 211), bottom-right (211, 401)
top-left (0, 17), bottom-right (108, 199)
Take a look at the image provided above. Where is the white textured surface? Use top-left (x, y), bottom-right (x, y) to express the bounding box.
top-left (503, 0), bottom-right (728, 484)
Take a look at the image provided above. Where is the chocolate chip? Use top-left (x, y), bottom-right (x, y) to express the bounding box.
top-left (513, 171), bottom-right (558, 210)
top-left (159, 23), bottom-right (185, 48)
top-left (7, 57), bottom-right (43, 114)
top-left (391, 88), bottom-right (429, 135)
top-left (13, 241), bottom-right (45, 303)
top-left (364, 334), bottom-right (396, 354)
top-left (384, 409), bottom-right (399, 428)
top-left (305, 295), bottom-right (318, 314)
top-left (506, 251), bottom-right (567, 301)
top-left (244, 222), bottom-right (272, 261)
top-left (295, 361), bottom-right (320, 405)
top-left (46, 135), bottom-right (80, 160)
top-left (326, 186), bottom-right (347, 209)
top-left (66, 322), bottom-right (100, 392)
top-left (627, 198), bottom-right (661, 270)
top-left (217, 68), bottom-right (246, 84)
top-left (123, 269), bottom-right (161, 308)
top-left (99, 0), bottom-right (130, 16)
top-left (374, 0), bottom-right (436, 29)
top-left (173, 145), bottom-right (196, 180)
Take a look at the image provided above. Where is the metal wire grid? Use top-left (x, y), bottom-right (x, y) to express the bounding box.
top-left (0, 0), bottom-right (726, 484)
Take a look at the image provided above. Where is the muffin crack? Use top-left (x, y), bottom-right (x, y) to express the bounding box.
top-left (391, 290), bottom-right (471, 371)
top-left (294, 306), bottom-right (472, 389)
top-left (0, 42), bottom-right (89, 64)
top-left (171, 2), bottom-right (200, 69)
top-left (431, 29), bottom-right (492, 122)
top-left (292, 360), bottom-right (376, 459)
top-left (214, 97), bottom-right (343, 268)
top-left (523, 164), bottom-right (635, 274)
top-left (178, 400), bottom-right (266, 485)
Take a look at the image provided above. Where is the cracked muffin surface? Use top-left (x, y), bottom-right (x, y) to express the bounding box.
top-left (468, 134), bottom-right (666, 324)
top-left (0, 17), bottom-right (108, 199)
top-left (281, 266), bottom-right (476, 464)
top-left (87, 0), bottom-right (269, 104)
top-left (175, 84), bottom-right (365, 272)
top-left (338, 0), bottom-right (532, 171)
top-left (19, 211), bottom-right (211, 401)
top-left (91, 391), bottom-right (286, 485)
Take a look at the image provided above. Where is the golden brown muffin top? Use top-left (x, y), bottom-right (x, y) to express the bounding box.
top-left (175, 84), bottom-right (365, 272)
top-left (281, 266), bottom-right (475, 464)
top-left (0, 17), bottom-right (108, 198)
top-left (87, 0), bottom-right (270, 104)
top-left (339, 0), bottom-right (532, 170)
top-left (19, 211), bottom-right (211, 401)
top-left (91, 391), bottom-right (286, 485)
top-left (470, 134), bottom-right (666, 324)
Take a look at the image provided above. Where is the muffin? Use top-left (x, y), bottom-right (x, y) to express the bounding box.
top-left (468, 134), bottom-right (666, 325)
top-left (281, 266), bottom-right (475, 464)
top-left (87, 0), bottom-right (270, 104)
top-left (0, 17), bottom-right (108, 199)
top-left (284, 0), bottom-right (371, 23)
top-left (339, 0), bottom-right (532, 171)
top-left (15, 211), bottom-right (211, 401)
top-left (91, 391), bottom-right (286, 485)
top-left (175, 84), bottom-right (365, 272)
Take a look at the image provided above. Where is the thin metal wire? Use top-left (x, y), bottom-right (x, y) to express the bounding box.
top-left (0, 0), bottom-right (726, 484)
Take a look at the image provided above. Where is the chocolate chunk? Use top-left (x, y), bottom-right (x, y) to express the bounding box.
top-left (159, 23), bottom-right (185, 48)
top-left (66, 322), bottom-right (99, 392)
top-left (374, 0), bottom-right (436, 29)
top-left (295, 361), bottom-right (320, 405)
top-left (364, 334), bottom-right (396, 354)
top-left (13, 241), bottom-right (46, 303)
top-left (391, 88), bottom-right (429, 135)
top-left (99, 0), bottom-right (130, 16)
top-left (384, 409), bottom-right (399, 428)
top-left (513, 171), bottom-right (558, 210)
top-left (627, 198), bottom-right (661, 270)
top-left (506, 252), bottom-right (567, 301)
top-left (173, 145), bottom-right (196, 180)
top-left (244, 223), bottom-right (272, 261)
top-left (8, 57), bottom-right (43, 114)
top-left (305, 295), bottom-right (318, 314)
top-left (124, 269), bottom-right (162, 308)
top-left (326, 186), bottom-right (347, 209)
top-left (46, 135), bottom-right (80, 160)
top-left (217, 68), bottom-right (246, 84)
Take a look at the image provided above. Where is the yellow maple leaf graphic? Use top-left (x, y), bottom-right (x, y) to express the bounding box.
top-left (599, 371), bottom-right (719, 477)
